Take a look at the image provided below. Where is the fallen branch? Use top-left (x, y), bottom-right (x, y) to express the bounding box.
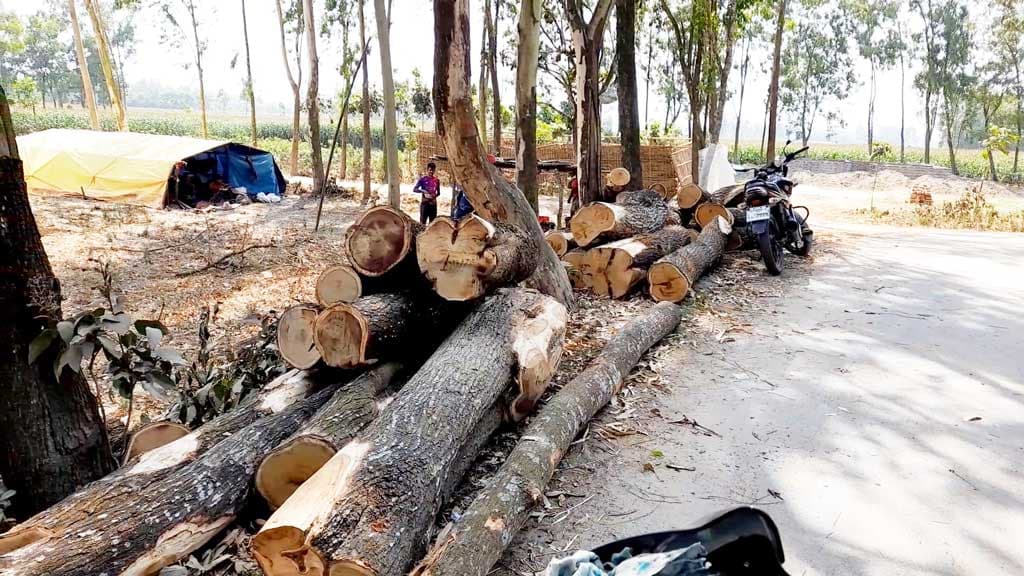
top-left (175, 243), bottom-right (275, 277)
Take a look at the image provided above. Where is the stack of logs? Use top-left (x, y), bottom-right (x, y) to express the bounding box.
top-left (551, 182), bottom-right (747, 302)
top-left (0, 202), bottom-right (685, 576)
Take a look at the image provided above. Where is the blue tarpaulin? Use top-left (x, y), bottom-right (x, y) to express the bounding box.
top-left (213, 143), bottom-right (287, 197)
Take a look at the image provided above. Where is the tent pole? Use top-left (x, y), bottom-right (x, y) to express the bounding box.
top-left (315, 39), bottom-right (372, 233)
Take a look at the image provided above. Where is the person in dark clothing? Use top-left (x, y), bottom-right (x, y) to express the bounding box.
top-left (451, 183), bottom-right (474, 220)
top-left (413, 162), bottom-right (441, 224)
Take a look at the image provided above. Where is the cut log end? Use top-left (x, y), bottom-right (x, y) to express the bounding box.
top-left (544, 231), bottom-right (574, 257)
top-left (677, 182), bottom-right (706, 209)
top-left (253, 526), bottom-right (327, 576)
top-left (317, 265), bottom-right (363, 306)
top-left (122, 421), bottom-right (191, 465)
top-left (345, 206), bottom-right (415, 277)
top-left (509, 298), bottom-right (567, 420)
top-left (648, 262), bottom-right (690, 303)
top-left (0, 526), bottom-right (54, 555)
top-left (695, 203), bottom-right (734, 229)
top-left (569, 203), bottom-right (616, 246)
top-left (279, 304), bottom-right (322, 369)
top-left (314, 305), bottom-right (369, 368)
top-left (256, 437), bottom-right (338, 510)
top-left (330, 561), bottom-right (377, 576)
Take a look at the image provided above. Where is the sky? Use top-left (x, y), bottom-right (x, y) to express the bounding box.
top-left (1, 0), bottom-right (974, 148)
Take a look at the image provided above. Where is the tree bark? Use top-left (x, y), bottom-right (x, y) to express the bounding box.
top-left (83, 0), bottom-right (126, 131)
top-left (615, 0), bottom-right (643, 189)
top-left (433, 0), bottom-right (574, 308)
top-left (184, 1), bottom-right (209, 139)
top-left (0, 385), bottom-right (338, 576)
top-left (241, 0), bottom-right (257, 145)
top-left (375, 0), bottom-right (401, 207)
top-left (570, 189), bottom-right (672, 246)
top-left (766, 0), bottom-right (786, 161)
top-left (709, 184), bottom-right (745, 207)
top-left (586, 226), bottom-right (694, 298)
top-left (304, 0), bottom-right (325, 192)
top-left (648, 215), bottom-right (730, 302)
top-left (515, 0), bottom-right (541, 212)
top-left (0, 91), bottom-right (113, 519)
top-left (411, 302), bottom-right (683, 576)
top-left (251, 289), bottom-right (567, 576)
top-left (360, 0), bottom-right (373, 203)
top-left (314, 291), bottom-right (465, 368)
top-left (708, 0), bottom-right (739, 143)
top-left (489, 0), bottom-right (502, 153)
top-left (274, 0), bottom-right (302, 175)
top-left (256, 362), bottom-right (401, 509)
top-left (732, 35), bottom-right (751, 160)
top-left (344, 206), bottom-right (423, 277)
top-left (68, 0), bottom-right (99, 130)
top-left (544, 230), bottom-right (576, 257)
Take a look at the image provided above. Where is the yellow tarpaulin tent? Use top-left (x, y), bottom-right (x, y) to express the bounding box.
top-left (17, 129), bottom-right (229, 208)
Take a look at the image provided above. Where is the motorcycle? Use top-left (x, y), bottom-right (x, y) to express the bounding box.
top-left (739, 143), bottom-right (813, 275)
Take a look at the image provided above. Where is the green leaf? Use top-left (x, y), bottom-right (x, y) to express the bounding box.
top-left (97, 334), bottom-right (122, 359)
top-left (101, 312), bottom-right (132, 335)
top-left (154, 347), bottom-right (186, 365)
top-left (140, 373), bottom-right (175, 401)
top-left (56, 320), bottom-right (74, 343)
top-left (145, 326), bottom-right (162, 349)
top-left (651, 450), bottom-right (665, 459)
top-left (28, 329), bottom-right (57, 364)
top-left (134, 319), bottom-right (169, 336)
top-left (58, 344), bottom-right (83, 375)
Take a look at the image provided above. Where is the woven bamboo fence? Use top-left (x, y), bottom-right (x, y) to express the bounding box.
top-left (416, 131), bottom-right (692, 192)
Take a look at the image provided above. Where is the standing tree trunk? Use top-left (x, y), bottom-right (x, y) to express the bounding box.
top-left (515, 0), bottom-right (541, 212)
top-left (899, 36), bottom-right (906, 163)
top-left (708, 0), bottom-right (739, 143)
top-left (360, 0), bottom-right (373, 202)
top-left (185, 1), bottom-right (209, 139)
top-left (339, 112), bottom-right (349, 181)
top-left (433, 0), bottom-right (575, 308)
top-left (489, 0), bottom-right (502, 153)
top-left (0, 88), bottom-right (113, 519)
top-left (375, 0), bottom-right (401, 208)
top-left (1013, 59), bottom-right (1022, 172)
top-left (615, 0), bottom-right (643, 189)
top-left (68, 0), bottom-right (99, 130)
top-left (765, 0), bottom-right (785, 161)
top-left (943, 99), bottom-right (958, 175)
top-left (566, 0), bottom-right (615, 204)
top-left (478, 11), bottom-right (490, 147)
top-left (274, 0), bottom-right (302, 176)
top-left (241, 0), bottom-right (257, 145)
top-left (83, 0), bottom-right (126, 131)
top-left (732, 35), bottom-right (751, 160)
top-left (304, 0), bottom-right (325, 193)
top-left (867, 58), bottom-right (875, 156)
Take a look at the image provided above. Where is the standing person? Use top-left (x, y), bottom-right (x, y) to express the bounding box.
top-left (413, 162), bottom-right (441, 224)
top-left (451, 182), bottom-right (474, 220)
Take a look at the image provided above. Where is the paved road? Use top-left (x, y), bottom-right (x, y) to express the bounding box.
top-left (507, 223), bottom-right (1024, 575)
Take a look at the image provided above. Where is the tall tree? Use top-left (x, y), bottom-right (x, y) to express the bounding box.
top-left (766, 0), bottom-right (785, 160)
top-left (935, 0), bottom-right (972, 175)
top-left (0, 85), bottom-right (114, 519)
top-left (304, 0), bottom-right (325, 193)
top-left (489, 0), bottom-right (502, 152)
top-left (0, 13), bottom-right (24, 84)
top-left (375, 0), bottom-right (400, 207)
top-left (83, 0), bottom-right (127, 130)
top-left (479, 1), bottom-right (490, 145)
top-left (68, 0), bottom-right (100, 129)
top-left (912, 0), bottom-right (942, 163)
top-left (155, 0), bottom-right (211, 138)
top-left (849, 0), bottom-right (901, 155)
top-left (616, 0), bottom-right (643, 189)
top-left (516, 0), bottom-right (542, 211)
top-left (732, 26), bottom-right (757, 159)
top-left (359, 0), bottom-right (372, 203)
top-left (326, 0), bottom-right (357, 181)
top-left (274, 0), bottom-right (304, 176)
top-left (992, 0), bottom-right (1022, 172)
top-left (563, 0), bottom-right (614, 204)
top-left (241, 0), bottom-right (257, 145)
top-left (898, 17), bottom-right (907, 161)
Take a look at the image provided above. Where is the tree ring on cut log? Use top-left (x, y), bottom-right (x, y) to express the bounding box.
top-left (569, 202), bottom-right (624, 246)
top-left (317, 265), bottom-right (363, 306)
top-left (314, 304), bottom-right (370, 368)
top-left (330, 560), bottom-right (377, 576)
top-left (647, 262), bottom-right (691, 303)
top-left (121, 421), bottom-right (191, 465)
top-left (694, 202), bottom-right (733, 229)
top-left (544, 230), bottom-right (574, 257)
top-left (279, 304), bottom-right (322, 369)
top-left (252, 526), bottom-right (328, 576)
top-left (345, 206), bottom-right (415, 277)
top-left (256, 436), bottom-right (338, 510)
top-left (677, 182), bottom-right (706, 209)
top-left (417, 216), bottom-right (504, 301)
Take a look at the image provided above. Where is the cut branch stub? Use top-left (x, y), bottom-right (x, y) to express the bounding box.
top-left (694, 202), bottom-right (734, 229)
top-left (121, 421), bottom-right (190, 465)
top-left (648, 216), bottom-right (731, 303)
top-left (278, 304), bottom-right (322, 369)
top-left (417, 215), bottom-right (535, 301)
top-left (344, 206), bottom-right (422, 277)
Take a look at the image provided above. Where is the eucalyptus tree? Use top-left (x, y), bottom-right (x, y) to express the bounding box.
top-left (848, 0), bottom-right (902, 155)
top-left (273, 0), bottom-right (304, 175)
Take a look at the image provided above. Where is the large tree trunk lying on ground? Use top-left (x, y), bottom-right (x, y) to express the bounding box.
top-left (571, 189), bottom-right (672, 247)
top-left (544, 230), bottom-right (576, 257)
top-left (412, 302), bottom-right (684, 576)
top-left (562, 249), bottom-right (590, 290)
top-left (344, 206), bottom-right (423, 277)
top-left (585, 226), bottom-right (696, 299)
top-left (256, 362), bottom-right (401, 509)
top-left (279, 304), bottom-right (323, 369)
top-left (710, 183), bottom-right (745, 207)
top-left (252, 289), bottom-right (567, 576)
top-left (0, 382), bottom-right (342, 576)
top-left (648, 216), bottom-right (731, 303)
top-left (314, 292), bottom-right (464, 368)
top-left (121, 421), bottom-right (190, 464)
top-left (694, 202), bottom-right (734, 229)
top-left (563, 262), bottom-right (586, 291)
top-left (316, 265), bottom-right (390, 306)
top-left (417, 216), bottom-right (535, 301)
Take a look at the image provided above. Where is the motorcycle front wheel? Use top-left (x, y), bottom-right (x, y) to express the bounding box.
top-left (757, 229), bottom-right (784, 275)
top-left (786, 230), bottom-right (813, 256)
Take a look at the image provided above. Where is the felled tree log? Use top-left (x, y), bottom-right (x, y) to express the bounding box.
top-left (676, 182), bottom-right (709, 209)
top-left (585, 226), bottom-right (695, 299)
top-left (544, 230), bottom-right (576, 257)
top-left (648, 216), bottom-right (732, 303)
top-left (571, 190), bottom-right (672, 247)
top-left (411, 302), bottom-right (684, 576)
top-left (344, 206), bottom-right (423, 277)
top-left (251, 289), bottom-right (567, 576)
top-left (562, 249), bottom-right (591, 290)
top-left (279, 304), bottom-right (323, 369)
top-left (710, 183), bottom-right (745, 207)
top-left (694, 202), bottom-right (734, 229)
top-left (417, 215), bottom-right (535, 301)
top-left (314, 292), bottom-right (463, 368)
top-left (120, 421), bottom-right (190, 465)
top-left (316, 265), bottom-right (389, 306)
top-left (563, 262), bottom-right (586, 291)
top-left (256, 362), bottom-right (401, 509)
top-left (562, 248), bottom-right (586, 268)
top-left (0, 383), bottom-right (341, 576)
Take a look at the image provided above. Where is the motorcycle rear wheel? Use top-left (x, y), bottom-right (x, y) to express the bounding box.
top-left (757, 230), bottom-right (784, 275)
